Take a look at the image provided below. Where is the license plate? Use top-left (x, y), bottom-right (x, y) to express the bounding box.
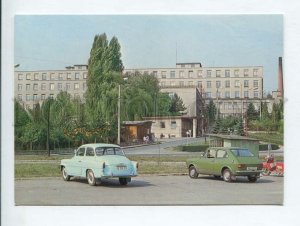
top-left (117, 166), bottom-right (127, 170)
top-left (247, 167), bottom-right (257, 171)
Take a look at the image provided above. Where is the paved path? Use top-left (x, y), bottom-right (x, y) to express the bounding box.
top-left (15, 175), bottom-right (283, 205)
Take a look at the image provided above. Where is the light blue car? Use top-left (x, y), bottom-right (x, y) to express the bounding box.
top-left (60, 143), bottom-right (138, 186)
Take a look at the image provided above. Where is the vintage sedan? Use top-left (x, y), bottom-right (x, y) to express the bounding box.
top-left (186, 147), bottom-right (263, 182)
top-left (60, 143), bottom-right (138, 186)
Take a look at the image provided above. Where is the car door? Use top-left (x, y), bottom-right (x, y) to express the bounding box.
top-left (213, 149), bottom-right (229, 175)
top-left (196, 149), bottom-right (216, 175)
top-left (69, 147), bottom-right (85, 176)
top-left (81, 147), bottom-right (96, 177)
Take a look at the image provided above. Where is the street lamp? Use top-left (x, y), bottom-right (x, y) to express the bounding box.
top-left (117, 78), bottom-right (128, 145)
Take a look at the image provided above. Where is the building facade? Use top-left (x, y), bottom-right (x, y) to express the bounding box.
top-left (124, 62), bottom-right (264, 118)
top-left (15, 65), bottom-right (88, 108)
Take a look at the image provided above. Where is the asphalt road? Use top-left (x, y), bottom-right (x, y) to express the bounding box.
top-left (15, 175), bottom-right (283, 205)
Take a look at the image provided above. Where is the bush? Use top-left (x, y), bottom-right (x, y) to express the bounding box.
top-left (258, 144), bottom-right (279, 151)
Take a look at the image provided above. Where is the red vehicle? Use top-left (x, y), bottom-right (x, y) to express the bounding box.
top-left (262, 155), bottom-right (284, 176)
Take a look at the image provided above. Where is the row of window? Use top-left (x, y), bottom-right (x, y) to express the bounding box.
top-left (204, 91), bottom-right (260, 99)
top-left (127, 68), bottom-right (260, 79)
top-left (17, 83), bottom-right (86, 91)
top-left (17, 72), bottom-right (88, 81)
top-left (160, 80), bottom-right (260, 88)
top-left (159, 121), bottom-right (177, 129)
top-left (17, 93), bottom-right (82, 101)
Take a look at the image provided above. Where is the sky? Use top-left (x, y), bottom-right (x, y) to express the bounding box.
top-left (15, 15), bottom-right (283, 93)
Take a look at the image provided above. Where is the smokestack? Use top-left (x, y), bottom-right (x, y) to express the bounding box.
top-left (278, 57), bottom-right (283, 97)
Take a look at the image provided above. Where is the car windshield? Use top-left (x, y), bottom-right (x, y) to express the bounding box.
top-left (231, 149), bottom-right (254, 157)
top-left (95, 147), bottom-right (125, 156)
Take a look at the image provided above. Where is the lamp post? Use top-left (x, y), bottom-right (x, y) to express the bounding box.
top-left (117, 78), bottom-right (128, 145)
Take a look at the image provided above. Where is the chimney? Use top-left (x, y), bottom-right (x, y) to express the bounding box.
top-left (278, 57), bottom-right (283, 97)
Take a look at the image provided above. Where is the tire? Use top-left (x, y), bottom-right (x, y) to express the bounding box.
top-left (262, 169), bottom-right (271, 176)
top-left (87, 169), bottom-right (96, 186)
top-left (248, 175), bottom-right (258, 182)
top-left (188, 166), bottom-right (198, 179)
top-left (222, 169), bottom-right (233, 182)
top-left (119, 178), bottom-right (128, 185)
top-left (214, 175), bottom-right (221, 179)
top-left (62, 167), bottom-right (70, 181)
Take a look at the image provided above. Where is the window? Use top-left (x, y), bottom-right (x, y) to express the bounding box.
top-left (179, 81), bottom-right (184, 87)
top-left (160, 122), bottom-right (166, 128)
top-left (188, 71), bottom-right (193, 78)
top-left (160, 82), bottom-right (165, 87)
top-left (34, 73), bottom-right (39, 80)
top-left (188, 81), bottom-right (193, 87)
top-left (216, 91), bottom-right (221, 98)
top-left (75, 73), bottom-right (80, 80)
top-left (253, 69), bottom-right (258, 77)
top-left (181, 64), bottom-right (185, 68)
top-left (234, 69), bottom-right (239, 77)
top-left (67, 73), bottom-right (71, 80)
top-left (170, 81), bottom-right (175, 87)
top-left (33, 84), bottom-right (38, 91)
top-left (235, 91), bottom-right (240, 98)
top-left (66, 83), bottom-right (71, 90)
top-left (26, 73), bottom-right (31, 80)
top-left (205, 92), bottom-right (212, 98)
top-left (58, 83), bottom-right (62, 90)
top-left (83, 72), bottom-right (88, 79)
top-left (207, 70), bottom-right (212, 77)
top-left (179, 71), bottom-right (184, 78)
top-left (197, 81), bottom-right (202, 88)
top-left (244, 80), bottom-right (249, 87)
top-left (152, 71), bottom-right (158, 76)
top-left (216, 70), bottom-right (221, 77)
top-left (50, 83), bottom-right (55, 91)
top-left (243, 91), bottom-right (248, 98)
top-left (216, 150), bottom-right (228, 158)
top-left (235, 80), bottom-right (240, 87)
top-left (18, 74), bottom-right (23, 80)
top-left (225, 91), bottom-right (230, 98)
top-left (86, 147), bottom-right (95, 156)
top-left (171, 121), bottom-right (177, 129)
top-left (225, 80), bottom-right (230, 88)
top-left (74, 83), bottom-right (79, 90)
top-left (33, 94), bottom-right (38, 100)
top-left (216, 81), bottom-right (221, 88)
top-left (76, 148), bottom-right (85, 156)
top-left (225, 70), bottom-right (230, 77)
top-left (42, 73), bottom-right (47, 80)
top-left (197, 70), bottom-right (203, 77)
top-left (58, 73), bottom-right (63, 80)
top-left (18, 84), bottom-right (22, 91)
top-left (206, 149), bottom-right (216, 158)
top-left (244, 69), bottom-right (249, 77)
top-left (41, 83), bottom-right (46, 90)
top-left (207, 81), bottom-right (211, 88)
top-left (254, 91), bottom-right (259, 98)
top-left (49, 94), bottom-right (54, 99)
top-left (41, 94), bottom-right (46, 100)
top-left (50, 73), bottom-right (55, 80)
top-left (253, 80), bottom-right (259, 87)
top-left (18, 95), bottom-right (22, 101)
top-left (170, 71), bottom-right (175, 78)
top-left (26, 94), bottom-right (31, 101)
top-left (83, 83), bottom-right (86, 90)
top-left (144, 71), bottom-right (149, 75)
top-left (161, 71), bottom-right (167, 79)
top-left (26, 84), bottom-right (30, 91)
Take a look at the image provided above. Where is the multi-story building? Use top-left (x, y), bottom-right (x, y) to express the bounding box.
top-left (124, 62), bottom-right (264, 118)
top-left (15, 65), bottom-right (88, 108)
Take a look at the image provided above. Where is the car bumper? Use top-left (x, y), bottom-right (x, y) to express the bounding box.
top-left (235, 170), bottom-right (263, 176)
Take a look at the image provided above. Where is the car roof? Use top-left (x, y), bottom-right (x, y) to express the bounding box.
top-left (79, 143), bottom-right (120, 149)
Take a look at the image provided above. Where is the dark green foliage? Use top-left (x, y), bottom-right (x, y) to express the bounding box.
top-left (169, 93), bottom-right (186, 115)
top-left (211, 116), bottom-right (244, 136)
top-left (246, 102), bottom-right (259, 121)
top-left (179, 144), bottom-right (209, 152)
top-left (206, 100), bottom-right (217, 125)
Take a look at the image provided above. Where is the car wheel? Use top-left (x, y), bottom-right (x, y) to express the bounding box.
top-left (222, 169), bottom-right (233, 182)
top-left (262, 169), bottom-right (271, 176)
top-left (119, 178), bottom-right (128, 185)
top-left (248, 175), bottom-right (258, 182)
top-left (62, 167), bottom-right (70, 181)
top-left (214, 175), bottom-right (221, 179)
top-left (189, 166), bottom-right (198, 179)
top-left (87, 169), bottom-right (96, 186)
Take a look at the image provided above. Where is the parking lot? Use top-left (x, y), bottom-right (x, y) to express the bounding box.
top-left (15, 174), bottom-right (283, 205)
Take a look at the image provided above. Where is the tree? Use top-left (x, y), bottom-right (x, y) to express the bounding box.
top-left (261, 101), bottom-right (270, 120)
top-left (169, 93), bottom-right (186, 115)
top-left (206, 100), bottom-right (217, 126)
top-left (246, 102), bottom-right (259, 121)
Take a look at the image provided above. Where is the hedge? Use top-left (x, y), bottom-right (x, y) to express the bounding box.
top-left (258, 144), bottom-right (279, 151)
top-left (179, 144), bottom-right (209, 152)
